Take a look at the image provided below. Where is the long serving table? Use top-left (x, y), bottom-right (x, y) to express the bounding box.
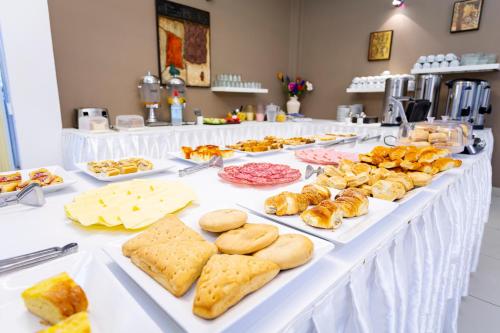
top-left (2, 131), bottom-right (494, 332)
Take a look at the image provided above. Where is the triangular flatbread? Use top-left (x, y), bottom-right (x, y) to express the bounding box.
top-left (122, 214), bottom-right (204, 257)
top-left (193, 254), bottom-right (280, 319)
top-left (131, 240), bottom-right (217, 297)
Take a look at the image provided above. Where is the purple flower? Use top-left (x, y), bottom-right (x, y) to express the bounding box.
top-left (288, 82), bottom-right (296, 92)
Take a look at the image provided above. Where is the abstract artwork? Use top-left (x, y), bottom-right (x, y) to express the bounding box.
top-left (450, 0), bottom-right (483, 33)
top-left (156, 0), bottom-right (211, 87)
top-left (368, 30), bottom-right (393, 61)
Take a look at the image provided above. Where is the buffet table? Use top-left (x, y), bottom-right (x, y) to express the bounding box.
top-left (1, 137), bottom-right (493, 333)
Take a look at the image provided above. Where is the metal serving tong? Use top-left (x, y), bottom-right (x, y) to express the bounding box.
top-left (0, 183), bottom-right (46, 208)
top-left (305, 165), bottom-right (324, 180)
top-left (0, 243), bottom-right (78, 274)
top-left (322, 136), bottom-right (358, 147)
top-left (358, 134), bottom-right (382, 143)
top-left (178, 155), bottom-right (224, 177)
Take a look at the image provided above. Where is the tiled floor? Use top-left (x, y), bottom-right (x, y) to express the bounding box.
top-left (457, 192), bottom-right (500, 333)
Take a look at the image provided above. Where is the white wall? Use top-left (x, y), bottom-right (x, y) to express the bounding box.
top-left (0, 0), bottom-right (62, 168)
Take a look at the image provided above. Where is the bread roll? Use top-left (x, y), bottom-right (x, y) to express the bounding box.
top-left (199, 209), bottom-right (248, 232)
top-left (428, 132), bottom-right (448, 143)
top-left (215, 223), bottom-right (279, 254)
top-left (410, 129), bottom-right (430, 142)
top-left (193, 254), bottom-right (279, 319)
top-left (371, 180), bottom-right (406, 201)
top-left (253, 234), bottom-right (314, 270)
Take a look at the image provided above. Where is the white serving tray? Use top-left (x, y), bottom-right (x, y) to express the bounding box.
top-left (0, 166), bottom-right (77, 199)
top-left (230, 148), bottom-right (284, 157)
top-left (76, 158), bottom-right (174, 182)
top-left (104, 206), bottom-right (333, 333)
top-left (0, 252), bottom-right (162, 333)
top-left (169, 151), bottom-right (246, 165)
top-left (284, 142), bottom-right (317, 150)
top-left (315, 135), bottom-right (358, 146)
top-left (238, 183), bottom-right (398, 245)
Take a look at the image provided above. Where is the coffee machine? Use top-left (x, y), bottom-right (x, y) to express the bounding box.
top-left (445, 79), bottom-right (492, 129)
top-left (414, 74), bottom-right (442, 118)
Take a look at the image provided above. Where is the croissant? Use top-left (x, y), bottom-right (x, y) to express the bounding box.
top-left (345, 173), bottom-right (369, 187)
top-left (301, 184), bottom-right (331, 205)
top-left (334, 188), bottom-right (369, 216)
top-left (264, 192), bottom-right (309, 216)
top-left (385, 173), bottom-right (414, 191)
top-left (300, 202), bottom-right (343, 229)
top-left (357, 184), bottom-right (372, 196)
top-left (407, 172), bottom-right (433, 187)
top-left (432, 158), bottom-right (462, 172)
top-left (418, 163), bottom-right (439, 175)
top-left (316, 174), bottom-right (347, 190)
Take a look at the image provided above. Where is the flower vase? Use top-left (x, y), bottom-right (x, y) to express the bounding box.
top-left (286, 96), bottom-right (301, 114)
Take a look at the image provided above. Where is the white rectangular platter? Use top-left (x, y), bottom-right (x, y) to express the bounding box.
top-left (104, 206), bottom-right (334, 333)
top-left (0, 252), bottom-right (162, 333)
top-left (284, 142), bottom-right (317, 150)
top-left (0, 165), bottom-right (77, 199)
top-left (227, 148), bottom-right (284, 157)
top-left (238, 183), bottom-right (398, 245)
top-left (76, 158), bottom-right (174, 182)
top-left (169, 151), bottom-right (246, 165)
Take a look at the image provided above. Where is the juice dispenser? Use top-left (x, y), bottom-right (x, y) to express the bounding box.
top-left (138, 71), bottom-right (165, 126)
top-left (166, 65), bottom-right (186, 126)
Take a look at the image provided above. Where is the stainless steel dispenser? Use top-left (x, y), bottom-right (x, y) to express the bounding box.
top-left (414, 74), bottom-right (442, 118)
top-left (471, 80), bottom-right (492, 129)
top-left (445, 79), bottom-right (478, 122)
top-left (381, 76), bottom-right (410, 126)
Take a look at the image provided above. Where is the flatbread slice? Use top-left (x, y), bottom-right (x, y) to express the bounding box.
top-left (193, 254), bottom-right (280, 319)
top-left (122, 214), bottom-right (204, 257)
top-left (131, 240), bottom-right (217, 297)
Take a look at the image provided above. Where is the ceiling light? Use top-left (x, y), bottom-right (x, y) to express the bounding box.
top-left (392, 0), bottom-right (405, 7)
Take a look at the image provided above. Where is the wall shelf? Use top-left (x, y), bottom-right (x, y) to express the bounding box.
top-left (211, 87), bottom-right (268, 94)
top-left (346, 87), bottom-right (385, 93)
top-left (410, 63), bottom-right (500, 75)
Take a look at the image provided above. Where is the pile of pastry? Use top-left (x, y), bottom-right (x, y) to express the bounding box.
top-left (181, 145), bottom-right (235, 161)
top-left (87, 157), bottom-right (153, 176)
top-left (281, 137), bottom-right (316, 146)
top-left (315, 146), bottom-right (462, 201)
top-left (227, 136), bottom-right (283, 152)
top-left (0, 168), bottom-right (63, 193)
top-left (122, 210), bottom-right (313, 319)
top-left (265, 184), bottom-right (369, 230)
top-left (22, 272), bottom-right (90, 332)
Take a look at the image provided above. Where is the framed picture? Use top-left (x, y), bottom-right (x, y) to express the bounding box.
top-left (368, 30), bottom-right (393, 61)
top-left (450, 0), bottom-right (483, 33)
top-left (155, 0), bottom-right (211, 87)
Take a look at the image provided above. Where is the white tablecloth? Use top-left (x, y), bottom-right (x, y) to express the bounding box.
top-left (3, 134), bottom-right (494, 333)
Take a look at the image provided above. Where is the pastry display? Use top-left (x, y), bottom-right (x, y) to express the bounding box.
top-left (215, 223), bottom-right (279, 255)
top-left (181, 145), bottom-right (235, 162)
top-left (295, 148), bottom-right (359, 165)
top-left (227, 136), bottom-right (283, 153)
top-left (22, 272), bottom-right (88, 325)
top-left (253, 234), bottom-right (314, 270)
top-left (315, 146), bottom-right (462, 201)
top-left (87, 157), bottom-right (153, 176)
top-left (193, 254), bottom-right (280, 319)
top-left (0, 168), bottom-right (64, 193)
top-left (122, 214), bottom-right (204, 256)
top-left (218, 163), bottom-right (301, 186)
top-left (65, 179), bottom-right (196, 229)
top-left (397, 120), bottom-right (472, 153)
top-left (282, 137), bottom-right (316, 146)
top-left (198, 209), bottom-right (248, 232)
top-left (39, 312), bottom-right (90, 333)
top-left (131, 240), bottom-right (217, 297)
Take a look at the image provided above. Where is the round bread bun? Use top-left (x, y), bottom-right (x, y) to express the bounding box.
top-left (215, 223), bottom-right (278, 254)
top-left (253, 234), bottom-right (314, 270)
top-left (199, 209), bottom-right (248, 233)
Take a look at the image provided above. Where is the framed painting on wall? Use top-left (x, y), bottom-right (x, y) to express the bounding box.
top-left (368, 30), bottom-right (393, 61)
top-left (156, 0), bottom-right (211, 87)
top-left (450, 0), bottom-right (484, 33)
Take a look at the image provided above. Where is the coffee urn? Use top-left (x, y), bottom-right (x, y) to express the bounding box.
top-left (414, 74), bottom-right (442, 118)
top-left (472, 80), bottom-right (492, 129)
top-left (381, 76), bottom-right (410, 126)
top-left (444, 79), bottom-right (478, 123)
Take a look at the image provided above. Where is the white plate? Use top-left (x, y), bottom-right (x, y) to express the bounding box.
top-left (284, 142), bottom-right (317, 150)
top-left (233, 148), bottom-right (284, 157)
top-left (0, 252), bottom-right (162, 333)
top-left (76, 158), bottom-right (174, 182)
top-left (239, 183), bottom-right (398, 245)
top-left (0, 166), bottom-right (77, 199)
top-left (169, 151), bottom-right (246, 165)
top-left (103, 206), bottom-right (334, 333)
top-left (315, 135), bottom-right (358, 146)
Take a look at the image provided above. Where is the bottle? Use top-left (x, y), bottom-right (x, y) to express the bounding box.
top-left (171, 91), bottom-right (183, 126)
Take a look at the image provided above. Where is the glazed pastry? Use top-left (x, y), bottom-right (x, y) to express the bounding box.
top-left (22, 273), bottom-right (88, 325)
top-left (371, 180), bottom-right (406, 201)
top-left (385, 173), bottom-right (414, 191)
top-left (351, 163), bottom-right (372, 175)
top-left (389, 147), bottom-right (407, 160)
top-left (418, 162), bottom-right (440, 175)
top-left (253, 234), bottom-right (314, 270)
top-left (433, 158), bottom-right (462, 172)
top-left (301, 184), bottom-right (331, 205)
top-left (400, 160), bottom-right (421, 171)
top-left (323, 165), bottom-right (344, 177)
top-left (193, 254), bottom-right (279, 319)
top-left (339, 159), bottom-right (355, 174)
top-left (315, 174), bottom-right (347, 190)
top-left (357, 184), bottom-right (373, 196)
top-left (345, 173), bottom-right (369, 187)
top-left (379, 159), bottom-right (401, 169)
top-left (300, 201), bottom-right (344, 229)
top-left (334, 188), bottom-right (369, 217)
top-left (264, 192), bottom-right (309, 216)
top-left (358, 154), bottom-right (373, 164)
top-left (407, 172), bottom-right (433, 187)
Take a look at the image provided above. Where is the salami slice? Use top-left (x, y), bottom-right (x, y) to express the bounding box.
top-left (218, 162), bottom-right (301, 186)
